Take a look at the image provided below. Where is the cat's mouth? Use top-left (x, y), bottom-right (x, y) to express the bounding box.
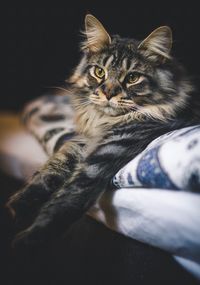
top-left (90, 96), bottom-right (137, 116)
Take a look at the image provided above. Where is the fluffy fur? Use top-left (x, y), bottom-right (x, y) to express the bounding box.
top-left (7, 14), bottom-right (200, 247)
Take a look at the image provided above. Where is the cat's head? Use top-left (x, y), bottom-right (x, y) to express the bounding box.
top-left (69, 14), bottom-right (193, 120)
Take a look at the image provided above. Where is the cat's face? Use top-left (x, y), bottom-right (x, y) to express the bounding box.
top-left (70, 15), bottom-right (192, 120)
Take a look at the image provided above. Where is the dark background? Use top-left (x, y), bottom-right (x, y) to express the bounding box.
top-left (4, 1), bottom-right (200, 111)
top-left (1, 2), bottom-right (200, 284)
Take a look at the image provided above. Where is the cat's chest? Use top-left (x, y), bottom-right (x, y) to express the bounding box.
top-left (75, 106), bottom-right (114, 137)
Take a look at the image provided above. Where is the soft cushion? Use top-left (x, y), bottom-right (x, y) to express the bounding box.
top-left (113, 125), bottom-right (200, 192)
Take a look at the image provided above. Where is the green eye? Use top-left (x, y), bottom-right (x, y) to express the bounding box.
top-left (94, 66), bottom-right (105, 79)
top-left (127, 73), bottom-right (140, 84)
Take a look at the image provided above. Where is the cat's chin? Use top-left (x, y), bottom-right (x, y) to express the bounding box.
top-left (94, 104), bottom-right (128, 116)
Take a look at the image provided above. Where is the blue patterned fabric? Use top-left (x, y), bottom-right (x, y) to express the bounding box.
top-left (113, 125), bottom-right (200, 192)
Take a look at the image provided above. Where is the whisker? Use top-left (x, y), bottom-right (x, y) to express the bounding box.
top-left (79, 101), bottom-right (91, 107)
top-left (135, 105), bottom-right (167, 121)
top-left (74, 99), bottom-right (91, 109)
top-left (118, 100), bottom-right (133, 103)
top-left (46, 86), bottom-right (71, 93)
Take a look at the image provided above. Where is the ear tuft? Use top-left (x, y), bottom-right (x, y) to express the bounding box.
top-left (81, 14), bottom-right (111, 52)
top-left (138, 26), bottom-right (172, 62)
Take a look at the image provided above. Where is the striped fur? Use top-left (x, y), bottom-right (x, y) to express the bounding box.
top-left (6, 14), bottom-right (200, 247)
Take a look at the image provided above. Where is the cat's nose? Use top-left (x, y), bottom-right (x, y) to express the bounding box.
top-left (105, 93), bottom-right (115, 100)
top-left (101, 83), bottom-right (122, 100)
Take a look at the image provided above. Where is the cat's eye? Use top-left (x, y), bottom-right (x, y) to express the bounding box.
top-left (126, 73), bottom-right (141, 84)
top-left (94, 66), bottom-right (105, 79)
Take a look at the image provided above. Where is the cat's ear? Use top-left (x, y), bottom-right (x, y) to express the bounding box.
top-left (138, 26), bottom-right (172, 63)
top-left (81, 14), bottom-right (111, 52)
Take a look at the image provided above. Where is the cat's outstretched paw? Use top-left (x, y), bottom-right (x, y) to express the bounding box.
top-left (5, 180), bottom-right (50, 229)
top-left (6, 192), bottom-right (26, 221)
top-left (12, 225), bottom-right (48, 250)
top-left (6, 191), bottom-right (38, 231)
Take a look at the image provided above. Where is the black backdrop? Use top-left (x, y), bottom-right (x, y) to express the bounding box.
top-left (2, 3), bottom-right (200, 284)
top-left (4, 1), bottom-right (200, 111)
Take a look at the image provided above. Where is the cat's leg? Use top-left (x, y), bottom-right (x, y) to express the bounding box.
top-left (12, 139), bottom-right (135, 247)
top-left (22, 94), bottom-right (75, 156)
top-left (6, 138), bottom-right (86, 229)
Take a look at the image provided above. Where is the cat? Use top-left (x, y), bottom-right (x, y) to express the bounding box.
top-left (6, 14), bottom-right (200, 247)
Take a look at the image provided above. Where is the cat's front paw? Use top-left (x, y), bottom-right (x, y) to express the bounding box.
top-left (6, 191), bottom-right (26, 219)
top-left (12, 227), bottom-right (34, 250)
top-left (6, 184), bottom-right (43, 229)
top-left (12, 224), bottom-right (47, 250)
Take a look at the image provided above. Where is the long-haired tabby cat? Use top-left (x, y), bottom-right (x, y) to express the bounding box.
top-left (7, 14), bottom-right (200, 247)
